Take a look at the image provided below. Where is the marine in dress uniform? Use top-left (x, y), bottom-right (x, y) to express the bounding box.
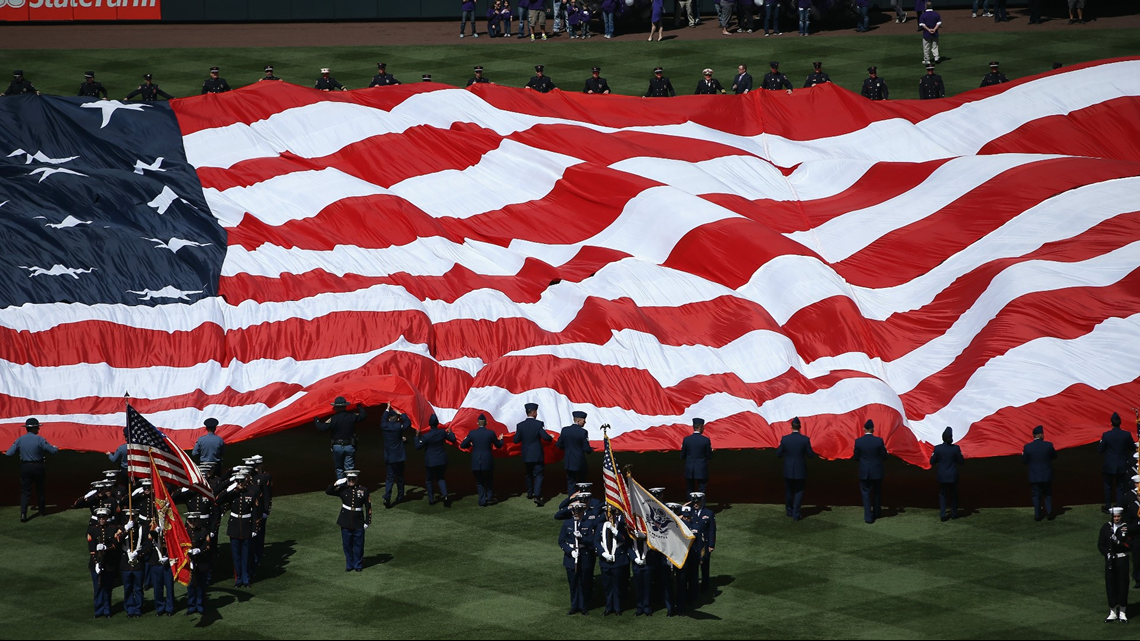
top-left (259, 65), bottom-right (281, 82)
top-left (930, 427), bottom-right (964, 521)
top-left (775, 417), bottom-right (816, 520)
top-left (5, 418), bottom-right (58, 522)
top-left (77, 71), bottom-right (108, 99)
top-left (1099, 507), bottom-right (1131, 623)
top-left (192, 417), bottom-right (225, 465)
top-left (680, 418), bottom-right (712, 494)
top-left (218, 468), bottom-right (260, 587)
top-left (315, 68), bottom-right (347, 91)
top-left (558, 411), bottom-right (596, 495)
top-left (4, 70), bottom-right (39, 96)
top-left (315, 396), bottom-right (367, 479)
top-left (370, 63), bottom-right (401, 87)
top-left (514, 402), bottom-right (552, 505)
top-left (980, 61), bottom-right (1009, 87)
top-left (1022, 425), bottom-right (1057, 521)
top-left (645, 67), bottom-right (675, 97)
top-left (853, 419), bottom-right (888, 523)
top-left (691, 492), bottom-right (716, 592)
top-left (559, 502), bottom-right (593, 615)
top-left (415, 414), bottom-right (457, 505)
top-left (525, 65), bottom-right (556, 93)
top-left (595, 505), bottom-right (630, 615)
top-left (201, 67), bottom-right (232, 94)
top-left (1099, 412), bottom-right (1136, 512)
top-left (326, 469), bottom-right (372, 572)
top-left (804, 61), bottom-right (831, 88)
top-left (184, 511), bottom-right (210, 615)
top-left (918, 64), bottom-right (945, 99)
top-left (861, 66), bottom-right (889, 100)
top-left (460, 414), bottom-right (505, 506)
top-left (380, 407), bottom-right (412, 506)
top-left (247, 455), bottom-right (272, 576)
top-left (467, 65), bottom-right (492, 86)
top-left (119, 507), bottom-right (145, 617)
top-left (732, 64), bottom-right (752, 94)
top-left (583, 67), bottom-right (611, 94)
top-left (695, 68), bottom-right (725, 94)
top-left (761, 62), bottom-right (793, 93)
top-left (140, 527), bottom-right (175, 616)
top-left (124, 74), bottom-right (174, 101)
top-left (88, 507), bottom-right (121, 618)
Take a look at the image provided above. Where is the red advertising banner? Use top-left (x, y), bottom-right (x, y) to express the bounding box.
top-left (0, 0), bottom-right (161, 22)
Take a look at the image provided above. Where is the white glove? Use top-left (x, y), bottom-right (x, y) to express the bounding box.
top-left (169, 558), bottom-right (177, 567)
top-left (252, 530), bottom-right (259, 537)
top-left (573, 530), bottom-right (581, 539)
top-left (262, 513), bottom-right (269, 519)
top-left (604, 553), bottom-right (615, 563)
top-left (127, 551), bottom-right (138, 563)
top-left (571, 550), bottom-right (579, 560)
top-left (84, 490), bottom-right (97, 499)
top-left (190, 548), bottom-right (201, 555)
top-left (634, 558), bottom-right (645, 566)
top-left (94, 563), bottom-right (102, 574)
top-left (335, 478), bottom-right (348, 486)
top-left (158, 555), bottom-right (168, 563)
top-left (226, 482), bottom-right (238, 493)
top-left (363, 523), bottom-right (369, 529)
top-left (132, 487), bottom-right (145, 496)
top-left (124, 520), bottom-right (134, 531)
top-left (96, 543), bottom-right (107, 551)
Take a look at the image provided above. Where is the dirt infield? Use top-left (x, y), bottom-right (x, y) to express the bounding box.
top-left (0, 9), bottom-right (1138, 50)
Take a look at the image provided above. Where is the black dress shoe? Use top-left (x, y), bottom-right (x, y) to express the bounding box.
top-left (567, 609), bottom-right (578, 615)
top-left (635, 611), bottom-right (643, 617)
top-left (581, 610), bottom-right (589, 616)
top-left (941, 515), bottom-right (949, 522)
top-left (527, 492), bottom-right (534, 499)
top-left (1047, 514), bottom-right (1056, 521)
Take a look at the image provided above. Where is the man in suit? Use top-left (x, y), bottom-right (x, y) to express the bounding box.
top-left (1022, 425), bottom-right (1057, 521)
top-left (1099, 412), bottom-right (1136, 512)
top-left (853, 419), bottom-right (888, 523)
top-left (930, 427), bottom-right (964, 521)
top-left (732, 64), bottom-right (752, 94)
top-left (416, 414), bottom-right (457, 506)
top-left (515, 402), bottom-right (552, 506)
top-left (461, 414), bottom-right (505, 506)
top-left (558, 411), bottom-right (595, 496)
top-left (380, 407), bottom-right (412, 507)
top-left (775, 417), bottom-right (816, 520)
top-left (559, 502), bottom-right (592, 615)
top-left (680, 418), bottom-right (712, 494)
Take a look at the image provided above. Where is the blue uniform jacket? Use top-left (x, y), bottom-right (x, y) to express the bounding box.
top-left (557, 424), bottom-right (594, 472)
top-left (5, 433), bottom-right (58, 461)
top-left (108, 444), bottom-right (128, 469)
top-left (929, 442), bottom-right (963, 483)
top-left (461, 427), bottom-right (503, 471)
top-left (1021, 439), bottom-right (1057, 483)
top-left (1098, 427), bottom-right (1136, 474)
top-left (553, 495), bottom-right (603, 520)
top-left (680, 433), bottom-right (712, 479)
top-left (775, 432), bottom-right (815, 480)
top-left (695, 506), bottom-right (717, 549)
top-left (853, 434), bottom-right (887, 480)
top-left (415, 427), bottom-right (457, 467)
top-left (594, 519), bottom-right (630, 568)
top-left (513, 417), bottom-right (552, 463)
top-left (191, 433), bottom-right (225, 463)
top-left (559, 517), bottom-right (594, 569)
top-left (381, 413), bottom-right (411, 464)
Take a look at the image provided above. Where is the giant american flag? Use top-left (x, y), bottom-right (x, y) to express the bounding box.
top-left (3, 58), bottom-right (1140, 467)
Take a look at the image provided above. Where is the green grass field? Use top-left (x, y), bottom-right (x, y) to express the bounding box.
top-left (2, 29), bottom-right (1139, 101)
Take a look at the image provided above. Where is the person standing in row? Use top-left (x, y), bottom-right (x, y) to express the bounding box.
top-left (381, 406), bottom-right (411, 507)
top-left (691, 492), bottom-right (716, 592)
top-left (601, 0), bottom-right (619, 37)
top-left (649, 0), bottom-right (665, 41)
top-left (119, 508), bottom-right (145, 618)
top-left (738, 0), bottom-right (755, 32)
top-left (88, 507), bottom-right (120, 618)
top-left (861, 67), bottom-right (889, 100)
top-left (461, 0), bottom-right (479, 37)
top-left (775, 417), bottom-right (815, 521)
top-left (681, 418), bottom-right (712, 495)
top-left (919, 2), bottom-right (942, 67)
top-left (695, 68), bottom-right (725, 94)
top-left (201, 67), bottom-right (231, 94)
top-left (918, 64), bottom-right (944, 99)
top-left (193, 417), bottom-right (225, 466)
top-left (185, 511), bottom-right (211, 615)
top-left (596, 505), bottom-right (629, 615)
top-left (559, 411), bottom-right (595, 495)
top-left (762, 61), bottom-right (793, 93)
top-left (218, 468), bottom-right (260, 587)
top-left (4, 70), bottom-right (39, 95)
top-left (732, 64), bottom-right (752, 94)
top-left (416, 414), bottom-right (456, 506)
top-left (124, 74), bottom-right (174, 101)
top-left (980, 61), bottom-right (1009, 87)
top-left (315, 68), bottom-right (347, 91)
top-left (316, 396), bottom-right (366, 480)
top-left (5, 418), bottom-right (58, 523)
top-left (525, 65), bottom-right (556, 92)
top-left (930, 427), bottom-right (963, 521)
top-left (327, 469), bottom-right (372, 572)
top-left (1022, 425), bottom-right (1056, 521)
top-left (247, 455), bottom-right (272, 576)
top-left (461, 414), bottom-right (505, 506)
top-left (796, 0), bottom-right (811, 35)
top-left (140, 527), bottom-right (175, 616)
top-left (1099, 506), bottom-right (1130, 623)
top-left (370, 63), bottom-right (401, 86)
top-left (515, 402), bottom-right (552, 506)
top-left (762, 0), bottom-right (781, 36)
top-left (468, 65), bottom-right (492, 86)
top-left (854, 0), bottom-right (870, 31)
top-left (584, 67), bottom-right (611, 94)
top-left (1100, 412), bottom-right (1136, 513)
top-left (260, 65), bottom-right (281, 82)
top-left (804, 61), bottom-right (831, 87)
top-left (77, 71), bottom-right (108, 98)
top-left (529, 0), bottom-right (549, 40)
top-left (853, 419), bottom-right (888, 524)
top-left (560, 501), bottom-right (593, 615)
top-left (645, 67), bottom-right (675, 97)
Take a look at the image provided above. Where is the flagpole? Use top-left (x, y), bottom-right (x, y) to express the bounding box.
top-left (125, 392), bottom-right (133, 551)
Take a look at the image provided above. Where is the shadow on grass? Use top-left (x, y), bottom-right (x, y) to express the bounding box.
top-left (363, 553), bottom-right (394, 569)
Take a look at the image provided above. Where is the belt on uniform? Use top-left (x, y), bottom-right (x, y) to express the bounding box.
top-left (341, 505), bottom-right (364, 511)
top-left (230, 512), bottom-right (253, 519)
top-left (1113, 553), bottom-right (1129, 559)
top-left (333, 439), bottom-right (353, 446)
top-left (20, 460), bottom-right (44, 464)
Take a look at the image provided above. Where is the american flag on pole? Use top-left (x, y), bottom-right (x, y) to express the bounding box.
top-left (3, 59), bottom-right (1140, 465)
top-left (127, 405), bottom-right (213, 500)
top-left (601, 428), bottom-right (634, 522)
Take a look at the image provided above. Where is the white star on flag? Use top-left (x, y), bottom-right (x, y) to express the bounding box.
top-left (127, 286), bottom-right (203, 301)
top-left (133, 157), bottom-right (166, 175)
top-left (146, 185), bottom-right (179, 214)
top-left (143, 237), bottom-right (212, 252)
top-left (7, 148), bottom-right (79, 165)
top-left (80, 100), bottom-right (148, 129)
top-left (27, 167), bottom-right (87, 183)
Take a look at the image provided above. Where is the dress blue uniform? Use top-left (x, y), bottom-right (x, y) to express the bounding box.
top-left (1099, 509), bottom-right (1131, 621)
top-left (316, 397), bottom-right (367, 479)
top-left (140, 529), bottom-right (175, 615)
top-left (1021, 425), bottom-right (1057, 521)
top-left (380, 410), bottom-right (412, 505)
top-left (185, 513), bottom-right (211, 615)
top-left (248, 457), bottom-right (272, 576)
top-left (370, 63), bottom-right (401, 86)
top-left (761, 63), bottom-right (793, 91)
top-left (192, 418), bottom-right (225, 464)
top-left (526, 66), bottom-right (557, 93)
top-left (630, 536), bottom-right (655, 615)
top-left (461, 416), bottom-right (505, 506)
top-left (125, 75), bottom-right (174, 101)
top-left (929, 427), bottom-right (964, 521)
top-left (415, 414), bottom-right (457, 505)
top-left (861, 67), bottom-right (889, 100)
top-left (326, 471), bottom-right (372, 571)
top-left (5, 419), bottom-right (58, 521)
top-left (853, 420), bottom-right (888, 523)
top-left (201, 67), bottom-right (231, 94)
top-left (775, 418), bottom-right (816, 520)
top-left (514, 402), bottom-right (552, 502)
top-left (595, 509), bottom-right (630, 615)
top-left (558, 412), bottom-right (595, 495)
top-left (119, 509), bottom-right (145, 617)
top-left (680, 419), bottom-right (712, 494)
top-left (4, 70), bottom-right (37, 95)
top-left (559, 507), bottom-right (594, 614)
top-left (87, 511), bottom-right (120, 618)
top-left (218, 473), bottom-right (261, 587)
top-left (1099, 413), bottom-right (1136, 511)
top-left (692, 495), bottom-right (716, 591)
top-left (77, 72), bottom-right (108, 98)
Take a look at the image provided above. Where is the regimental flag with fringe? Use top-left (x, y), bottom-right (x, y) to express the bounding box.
top-left (150, 457), bottom-right (193, 585)
top-left (626, 474), bottom-right (694, 568)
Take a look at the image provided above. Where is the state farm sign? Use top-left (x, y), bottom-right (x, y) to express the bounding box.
top-left (0, 0), bottom-right (161, 20)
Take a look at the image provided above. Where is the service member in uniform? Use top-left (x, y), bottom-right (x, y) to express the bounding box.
top-left (558, 411), bottom-right (595, 495)
top-left (930, 427), bottom-right (964, 521)
top-left (415, 414), bottom-right (457, 505)
top-left (732, 64), bottom-right (752, 94)
top-left (514, 402), bottom-right (552, 505)
top-left (370, 63), bottom-right (401, 87)
top-left (88, 507), bottom-right (120, 618)
top-left (691, 492), bottom-right (716, 592)
top-left (861, 66), bottom-right (889, 100)
top-left (140, 527), bottom-right (175, 616)
top-left (185, 511), bottom-right (210, 616)
top-left (761, 61), bottom-right (793, 93)
top-left (630, 528), bottom-right (654, 616)
top-left (596, 504), bottom-right (630, 615)
top-left (680, 418), bottom-right (712, 494)
top-left (6, 418), bottom-right (59, 522)
top-left (804, 61), bottom-right (831, 87)
top-left (315, 68), bottom-right (347, 91)
top-left (247, 455), bottom-right (272, 576)
top-left (4, 70), bottom-right (39, 96)
top-left (1099, 506), bottom-right (1131, 622)
top-left (678, 504), bottom-right (698, 611)
top-left (78, 71), bottom-right (108, 99)
top-left (583, 67), bottom-right (611, 94)
top-left (201, 67), bottom-right (232, 94)
top-left (260, 65), bottom-right (281, 82)
top-left (108, 427), bottom-right (129, 472)
top-left (467, 65), bottom-right (492, 86)
top-left (853, 419), bottom-right (888, 523)
top-left (218, 468), bottom-right (260, 587)
top-left (316, 396), bottom-right (367, 479)
top-left (422, 74), bottom-right (433, 83)
top-left (460, 414), bottom-right (505, 506)
top-left (775, 417), bottom-right (816, 520)
top-left (1099, 412), bottom-right (1136, 512)
top-left (980, 60), bottom-right (1009, 87)
top-left (663, 501), bottom-right (683, 616)
top-left (73, 480), bottom-right (109, 521)
top-left (1022, 425), bottom-right (1057, 521)
top-left (124, 74), bottom-right (174, 101)
top-left (918, 64), bottom-right (945, 99)
top-left (525, 65), bottom-right (556, 93)
top-left (326, 469), bottom-right (373, 572)
top-left (645, 67), bottom-right (675, 97)
top-left (119, 507), bottom-right (145, 618)
top-left (694, 68), bottom-right (725, 94)
top-left (192, 417), bottom-right (225, 466)
top-left (559, 501), bottom-right (592, 615)
top-left (553, 483), bottom-right (603, 519)
top-left (381, 406), bottom-right (412, 507)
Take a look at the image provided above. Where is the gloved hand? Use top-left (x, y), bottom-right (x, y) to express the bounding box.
top-left (634, 558), bottom-right (645, 566)
top-left (604, 553), bottom-right (614, 563)
top-left (573, 530), bottom-right (581, 539)
top-left (127, 551), bottom-right (138, 564)
top-left (83, 489), bottom-right (97, 499)
top-left (124, 520), bottom-right (134, 531)
top-left (252, 530), bottom-right (259, 537)
top-left (158, 555), bottom-right (168, 564)
top-left (335, 478), bottom-right (348, 486)
top-left (226, 482), bottom-right (238, 493)
top-left (132, 487), bottom-right (145, 496)
top-left (169, 558), bottom-right (177, 567)
top-left (96, 543), bottom-right (107, 551)
top-left (190, 548), bottom-right (201, 556)
top-left (94, 563), bottom-right (102, 574)
top-left (571, 550), bottom-right (579, 561)
top-left (364, 523), bottom-right (370, 529)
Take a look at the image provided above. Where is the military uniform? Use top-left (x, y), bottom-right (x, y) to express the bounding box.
top-left (919, 68), bottom-right (945, 99)
top-left (584, 72), bottom-right (611, 94)
top-left (980, 68), bottom-right (1009, 87)
top-left (201, 68), bottom-right (232, 94)
top-left (645, 69), bottom-right (675, 97)
top-left (558, 412), bottom-right (595, 495)
top-left (460, 416), bottom-right (504, 506)
top-left (695, 73), bottom-right (725, 94)
top-left (415, 415), bottom-right (457, 505)
top-left (526, 66), bottom-right (556, 93)
top-left (1022, 425), bottom-right (1057, 521)
top-left (78, 73), bottom-right (108, 99)
top-left (630, 536), bottom-right (655, 615)
top-left (87, 511), bottom-right (120, 618)
top-left (4, 71), bottom-right (37, 96)
top-left (677, 506), bottom-right (698, 612)
top-left (514, 402), bottom-right (552, 503)
top-left (326, 471), bottom-right (372, 572)
top-left (381, 409), bottom-right (411, 505)
top-left (185, 513), bottom-right (211, 615)
top-left (218, 474), bottom-right (260, 587)
top-left (1099, 509), bottom-right (1131, 622)
top-left (192, 419), bottom-right (225, 465)
top-left (5, 419), bottom-right (58, 521)
top-left (804, 63), bottom-right (832, 87)
top-left (691, 494), bottom-right (716, 592)
top-left (930, 427), bottom-right (964, 521)
top-left (1099, 413), bottom-right (1136, 511)
top-left (680, 419), bottom-right (712, 494)
top-left (315, 70), bottom-right (346, 91)
top-left (853, 420), bottom-right (888, 523)
top-left (248, 456), bottom-right (272, 576)
top-left (595, 508), bottom-right (630, 615)
top-left (260, 65), bottom-right (281, 82)
top-left (370, 63), bottom-right (401, 87)
top-left (559, 506), bottom-right (594, 614)
top-left (140, 529), bottom-right (175, 615)
top-left (861, 68), bottom-right (889, 100)
top-left (125, 76), bottom-right (174, 101)
top-left (761, 66), bottom-right (793, 91)
top-left (468, 66), bottom-right (491, 86)
top-left (119, 508), bottom-right (145, 617)
top-left (775, 418), bottom-right (815, 520)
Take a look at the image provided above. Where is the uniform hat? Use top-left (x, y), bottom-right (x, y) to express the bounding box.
top-left (422, 74), bottom-right (432, 81)
top-left (654, 67), bottom-right (663, 73)
top-left (474, 66), bottom-right (484, 72)
top-left (331, 396), bottom-right (348, 407)
top-left (791, 417), bottom-right (801, 429)
top-left (524, 402), bottom-right (539, 412)
top-left (575, 482), bottom-right (593, 489)
top-left (681, 504), bottom-right (693, 513)
top-left (692, 418), bottom-right (705, 428)
top-left (926, 64), bottom-right (935, 71)
top-left (24, 417), bottom-right (40, 429)
top-left (264, 65), bottom-right (274, 72)
top-left (95, 507), bottom-right (111, 517)
top-left (535, 65), bottom-right (544, 72)
top-left (321, 68), bottom-right (330, 74)
top-left (702, 68), bottom-right (713, 75)
top-left (344, 469), bottom-right (360, 478)
top-left (569, 501), bottom-right (587, 510)
top-left (85, 71), bottom-right (94, 78)
top-left (378, 62), bottom-right (387, 68)
top-left (477, 413), bottom-right (487, 421)
top-left (864, 419), bottom-right (875, 431)
top-left (204, 417), bottom-right (219, 429)
top-left (868, 66), bottom-right (877, 74)
top-left (198, 461), bottom-right (215, 470)
top-left (103, 470), bottom-right (119, 478)
top-left (576, 491), bottom-right (592, 499)
top-left (813, 61), bottom-right (822, 69)
top-left (942, 426), bottom-right (953, 444)
top-left (210, 67), bottom-right (220, 73)
top-left (139, 478), bottom-right (152, 486)
top-left (143, 73), bottom-right (153, 80)
top-left (13, 70), bottom-right (23, 77)
top-left (95, 480), bottom-right (111, 488)
top-left (769, 61), bottom-right (779, 69)
top-left (989, 61), bottom-right (999, 68)
top-left (572, 410), bottom-right (587, 419)
top-left (1032, 425), bottom-right (1044, 436)
top-left (1111, 412), bottom-right (1121, 427)
top-left (429, 413), bottom-right (439, 427)
top-left (648, 487), bottom-right (665, 496)
top-left (122, 507), bottom-right (137, 516)
top-left (592, 67), bottom-right (601, 73)
top-left (1110, 506), bottom-right (1124, 515)
top-left (689, 491), bottom-right (705, 499)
